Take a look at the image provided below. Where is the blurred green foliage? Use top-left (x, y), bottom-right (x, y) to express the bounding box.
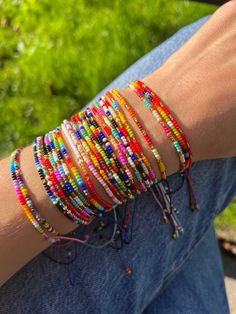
top-left (215, 199), bottom-right (236, 235)
top-left (0, 0), bottom-right (216, 156)
top-left (1, 1), bottom-right (234, 231)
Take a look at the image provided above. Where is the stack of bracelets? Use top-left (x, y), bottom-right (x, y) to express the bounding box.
top-left (10, 80), bottom-right (199, 275)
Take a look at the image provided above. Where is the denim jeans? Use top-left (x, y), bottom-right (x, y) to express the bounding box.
top-left (1, 16), bottom-right (235, 314)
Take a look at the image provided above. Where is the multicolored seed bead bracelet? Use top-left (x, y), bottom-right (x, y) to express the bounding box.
top-left (33, 136), bottom-right (82, 224)
top-left (99, 96), bottom-right (156, 191)
top-left (97, 96), bottom-right (155, 189)
top-left (79, 108), bottom-right (135, 199)
top-left (108, 90), bottom-right (167, 181)
top-left (72, 102), bottom-right (153, 198)
top-left (129, 81), bottom-right (186, 171)
top-left (105, 90), bottom-right (183, 238)
top-left (96, 95), bottom-right (184, 237)
top-left (61, 119), bottom-right (114, 210)
top-left (84, 106), bottom-right (140, 196)
top-left (10, 147), bottom-right (59, 242)
top-left (11, 147), bottom-right (90, 244)
top-left (44, 130), bottom-right (94, 221)
top-left (35, 134), bottom-right (93, 225)
top-left (70, 114), bottom-right (123, 205)
top-left (71, 112), bottom-right (127, 202)
top-left (88, 102), bottom-right (144, 195)
top-left (51, 128), bottom-right (105, 213)
top-left (129, 80), bottom-right (199, 210)
top-left (130, 81), bottom-right (193, 169)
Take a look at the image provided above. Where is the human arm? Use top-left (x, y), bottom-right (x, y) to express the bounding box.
top-left (1, 1), bottom-right (236, 287)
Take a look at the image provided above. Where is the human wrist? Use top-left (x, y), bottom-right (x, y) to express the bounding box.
top-left (142, 65), bottom-right (207, 163)
top-left (118, 64), bottom-right (197, 177)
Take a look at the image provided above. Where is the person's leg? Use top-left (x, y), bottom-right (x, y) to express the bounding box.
top-left (143, 225), bottom-right (229, 314)
top-left (0, 16), bottom-right (234, 314)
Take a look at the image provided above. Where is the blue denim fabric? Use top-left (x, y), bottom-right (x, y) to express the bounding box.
top-left (1, 16), bottom-right (235, 314)
top-left (143, 225), bottom-right (228, 314)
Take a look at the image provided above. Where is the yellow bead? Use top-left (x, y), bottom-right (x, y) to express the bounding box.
top-left (159, 162), bottom-right (166, 173)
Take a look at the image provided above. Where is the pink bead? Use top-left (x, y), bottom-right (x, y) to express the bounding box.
top-left (150, 169), bottom-right (156, 180)
top-left (119, 154), bottom-right (126, 165)
top-left (140, 183), bottom-right (146, 191)
top-left (119, 142), bottom-right (126, 153)
top-left (98, 108), bottom-right (103, 115)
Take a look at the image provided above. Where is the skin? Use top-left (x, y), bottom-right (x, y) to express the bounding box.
top-left (0, 1), bottom-right (236, 287)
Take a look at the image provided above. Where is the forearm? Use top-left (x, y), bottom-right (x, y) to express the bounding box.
top-left (0, 65), bottom-right (193, 286)
top-left (1, 0), bottom-right (236, 284)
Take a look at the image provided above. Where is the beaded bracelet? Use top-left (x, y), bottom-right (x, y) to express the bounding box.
top-left (108, 90), bottom-right (167, 181)
top-left (50, 129), bottom-right (104, 213)
top-left (77, 112), bottom-right (128, 199)
top-left (97, 96), bottom-right (155, 189)
top-left (63, 119), bottom-right (121, 207)
top-left (71, 112), bottom-right (126, 202)
top-left (80, 108), bottom-right (135, 199)
top-left (34, 136), bottom-right (91, 225)
top-left (131, 81), bottom-right (196, 181)
top-left (10, 147), bottom-right (59, 242)
top-left (61, 120), bottom-right (113, 211)
top-left (98, 95), bottom-right (155, 189)
top-left (11, 147), bottom-right (92, 245)
top-left (88, 103), bottom-right (143, 196)
top-left (44, 131), bottom-right (94, 222)
top-left (129, 81), bottom-right (186, 171)
top-left (105, 90), bottom-right (183, 238)
top-left (95, 96), bottom-right (185, 237)
top-left (86, 106), bottom-right (142, 198)
top-left (33, 137), bottom-right (75, 222)
top-left (129, 81), bottom-right (199, 210)
top-left (133, 81), bottom-right (199, 209)
top-left (70, 114), bottom-right (123, 204)
top-left (85, 106), bottom-right (140, 196)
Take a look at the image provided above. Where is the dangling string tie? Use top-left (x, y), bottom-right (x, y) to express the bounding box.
top-left (158, 182), bottom-right (184, 238)
top-left (150, 183), bottom-right (184, 239)
top-left (52, 234), bottom-right (89, 244)
top-left (184, 169), bottom-right (200, 211)
top-left (150, 185), bottom-right (168, 223)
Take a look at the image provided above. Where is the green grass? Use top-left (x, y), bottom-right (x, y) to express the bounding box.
top-left (1, 1), bottom-right (234, 235)
top-left (215, 199), bottom-right (236, 231)
top-left (0, 0), bottom-right (216, 156)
